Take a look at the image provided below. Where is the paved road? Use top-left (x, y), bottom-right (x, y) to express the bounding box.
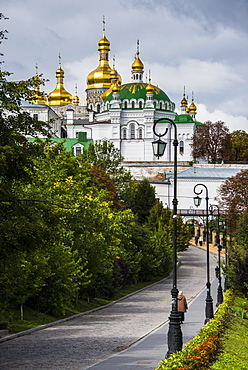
top-left (0, 245), bottom-right (217, 369)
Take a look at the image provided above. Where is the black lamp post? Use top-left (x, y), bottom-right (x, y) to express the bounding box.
top-left (152, 118), bottom-right (182, 357)
top-left (209, 204), bottom-right (223, 306)
top-left (193, 184), bottom-right (214, 324)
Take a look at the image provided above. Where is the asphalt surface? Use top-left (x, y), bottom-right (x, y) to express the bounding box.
top-left (0, 245), bottom-right (219, 369)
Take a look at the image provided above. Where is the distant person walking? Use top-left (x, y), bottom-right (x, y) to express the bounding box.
top-left (195, 235), bottom-right (199, 246)
top-left (199, 236), bottom-right (203, 246)
top-left (177, 291), bottom-right (188, 323)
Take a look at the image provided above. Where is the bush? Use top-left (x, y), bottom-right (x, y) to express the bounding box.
top-left (155, 290), bottom-right (233, 370)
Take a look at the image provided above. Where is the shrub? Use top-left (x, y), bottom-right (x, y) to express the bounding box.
top-left (155, 290), bottom-right (233, 370)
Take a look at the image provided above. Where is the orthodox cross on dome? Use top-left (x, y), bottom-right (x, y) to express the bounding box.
top-left (103, 15), bottom-right (106, 33)
top-left (58, 53), bottom-right (61, 66)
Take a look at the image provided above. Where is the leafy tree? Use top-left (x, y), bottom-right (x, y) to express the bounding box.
top-left (217, 169), bottom-right (248, 233)
top-left (122, 179), bottom-right (157, 224)
top-left (191, 121), bottom-right (232, 163)
top-left (82, 140), bottom-right (131, 190)
top-left (230, 130), bottom-right (248, 161)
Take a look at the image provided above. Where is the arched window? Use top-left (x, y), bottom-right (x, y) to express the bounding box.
top-left (139, 101), bottom-right (143, 109)
top-left (123, 128), bottom-right (127, 139)
top-left (97, 104), bottom-right (100, 113)
top-left (179, 141), bottom-right (184, 154)
top-left (130, 123), bottom-right (135, 139)
top-left (131, 101), bottom-right (135, 109)
top-left (124, 101), bottom-right (128, 109)
top-left (160, 102), bottom-right (163, 110)
top-left (138, 128), bottom-right (143, 139)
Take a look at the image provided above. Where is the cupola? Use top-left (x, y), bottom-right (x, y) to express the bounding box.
top-left (48, 55), bottom-right (73, 106)
top-left (131, 40), bottom-right (144, 82)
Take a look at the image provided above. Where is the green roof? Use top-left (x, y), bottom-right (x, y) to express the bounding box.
top-left (28, 132), bottom-right (93, 154)
top-left (105, 82), bottom-right (173, 103)
top-left (174, 114), bottom-right (194, 123)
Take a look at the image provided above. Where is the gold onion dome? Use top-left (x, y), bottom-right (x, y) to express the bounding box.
top-left (189, 98), bottom-right (197, 113)
top-left (48, 56), bottom-right (73, 106)
top-left (87, 18), bottom-right (116, 90)
top-left (181, 95), bottom-right (188, 107)
top-left (132, 53), bottom-right (144, 71)
top-left (112, 80), bottom-right (120, 94)
top-left (146, 72), bottom-right (154, 94)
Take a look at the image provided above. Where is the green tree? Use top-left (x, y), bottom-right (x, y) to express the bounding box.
top-left (230, 130), bottom-right (248, 161)
top-left (191, 121), bottom-right (232, 163)
top-left (82, 140), bottom-right (131, 190)
top-left (122, 179), bottom-right (157, 224)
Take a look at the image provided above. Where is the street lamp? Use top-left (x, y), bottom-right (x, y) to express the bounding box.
top-left (209, 204), bottom-right (223, 306)
top-left (152, 118), bottom-right (182, 357)
top-left (193, 184), bottom-right (214, 324)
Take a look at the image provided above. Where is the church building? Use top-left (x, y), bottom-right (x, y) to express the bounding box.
top-left (24, 20), bottom-right (203, 175)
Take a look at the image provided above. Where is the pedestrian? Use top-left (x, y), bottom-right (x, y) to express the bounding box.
top-left (194, 235), bottom-right (199, 245)
top-left (199, 235), bottom-right (203, 246)
top-left (177, 291), bottom-right (188, 323)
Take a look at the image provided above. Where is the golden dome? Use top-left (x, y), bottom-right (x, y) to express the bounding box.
top-left (181, 96), bottom-right (188, 106)
top-left (48, 56), bottom-right (73, 106)
top-left (86, 18), bottom-right (114, 90)
top-left (146, 73), bottom-right (154, 94)
top-left (132, 53), bottom-right (144, 71)
top-left (132, 40), bottom-right (144, 71)
top-left (112, 80), bottom-right (120, 95)
top-left (189, 98), bottom-right (197, 113)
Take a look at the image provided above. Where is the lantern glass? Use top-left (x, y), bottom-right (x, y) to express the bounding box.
top-left (193, 195), bottom-right (202, 207)
top-left (152, 139), bottom-right (167, 158)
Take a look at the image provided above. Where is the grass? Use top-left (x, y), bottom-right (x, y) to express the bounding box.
top-left (2, 276), bottom-right (165, 335)
top-left (210, 295), bottom-right (248, 370)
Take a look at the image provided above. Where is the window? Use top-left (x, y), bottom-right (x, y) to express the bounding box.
top-left (76, 132), bottom-right (78, 138)
top-left (97, 104), bottom-right (100, 113)
top-left (75, 147), bottom-right (81, 156)
top-left (179, 141), bottom-right (184, 154)
top-left (131, 101), bottom-right (135, 109)
top-left (138, 128), bottom-right (143, 139)
top-left (33, 114), bottom-right (38, 120)
top-left (139, 101), bottom-right (143, 109)
top-left (123, 128), bottom-right (127, 139)
top-left (130, 123), bottom-right (135, 139)
top-left (160, 102), bottom-right (163, 110)
top-left (123, 101), bottom-right (128, 109)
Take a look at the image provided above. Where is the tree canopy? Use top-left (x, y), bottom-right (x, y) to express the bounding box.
top-left (191, 120), bottom-right (231, 163)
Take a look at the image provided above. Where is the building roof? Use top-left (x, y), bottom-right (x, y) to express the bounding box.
top-left (167, 167), bottom-right (243, 180)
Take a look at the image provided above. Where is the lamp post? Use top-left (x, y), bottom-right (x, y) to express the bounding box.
top-left (152, 118), bottom-right (182, 357)
top-left (193, 184), bottom-right (214, 324)
top-left (209, 204), bottom-right (223, 306)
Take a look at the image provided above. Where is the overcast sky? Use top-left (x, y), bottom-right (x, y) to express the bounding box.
top-left (1, 0), bottom-right (248, 132)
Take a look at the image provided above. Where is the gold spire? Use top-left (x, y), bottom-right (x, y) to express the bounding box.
top-left (146, 70), bottom-right (154, 94)
top-left (132, 40), bottom-right (144, 71)
top-left (48, 54), bottom-right (73, 106)
top-left (30, 64), bottom-right (47, 105)
top-left (73, 84), bottom-right (80, 106)
top-left (189, 91), bottom-right (197, 113)
top-left (181, 86), bottom-right (188, 107)
top-left (86, 16), bottom-right (113, 90)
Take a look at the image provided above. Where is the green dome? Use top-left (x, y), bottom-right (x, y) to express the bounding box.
top-left (105, 82), bottom-right (173, 105)
top-left (174, 114), bottom-right (194, 123)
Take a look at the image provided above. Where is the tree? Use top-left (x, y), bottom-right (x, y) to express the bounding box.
top-left (191, 121), bottom-right (232, 163)
top-left (217, 169), bottom-right (248, 233)
top-left (122, 179), bottom-right (157, 224)
top-left (82, 140), bottom-right (131, 190)
top-left (230, 130), bottom-right (248, 161)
